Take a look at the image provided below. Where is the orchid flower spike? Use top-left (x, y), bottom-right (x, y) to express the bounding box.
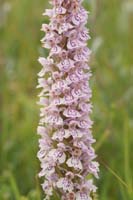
top-left (37, 0), bottom-right (99, 199)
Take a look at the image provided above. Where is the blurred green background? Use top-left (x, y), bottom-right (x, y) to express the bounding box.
top-left (0, 0), bottom-right (133, 199)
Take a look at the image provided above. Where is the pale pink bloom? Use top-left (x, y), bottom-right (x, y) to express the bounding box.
top-left (39, 162), bottom-right (55, 178)
top-left (78, 102), bottom-right (93, 113)
top-left (45, 114), bottom-right (63, 126)
top-left (58, 23), bottom-right (73, 34)
top-left (66, 156), bottom-right (83, 170)
top-left (49, 148), bottom-right (66, 164)
top-left (88, 161), bottom-right (100, 179)
top-left (42, 181), bottom-right (53, 196)
top-left (37, 0), bottom-right (99, 199)
top-left (56, 177), bottom-right (74, 192)
top-left (69, 128), bottom-right (84, 139)
top-left (54, 6), bottom-right (66, 15)
top-left (76, 192), bottom-right (92, 200)
top-left (43, 9), bottom-right (54, 17)
top-left (57, 59), bottom-right (74, 72)
top-left (63, 107), bottom-right (81, 118)
top-left (52, 128), bottom-right (71, 141)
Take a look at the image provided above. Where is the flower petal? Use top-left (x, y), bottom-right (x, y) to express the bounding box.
top-left (63, 108), bottom-right (81, 118)
top-left (72, 13), bottom-right (83, 26)
top-left (67, 38), bottom-right (79, 49)
top-left (76, 192), bottom-right (91, 200)
top-left (57, 178), bottom-right (73, 192)
top-left (66, 157), bottom-right (82, 170)
top-left (55, 6), bottom-right (66, 15)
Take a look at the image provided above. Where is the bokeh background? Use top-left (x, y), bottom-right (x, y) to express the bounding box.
top-left (0, 0), bottom-right (133, 199)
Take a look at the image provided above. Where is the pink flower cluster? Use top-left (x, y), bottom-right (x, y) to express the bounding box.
top-left (37, 0), bottom-right (99, 199)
